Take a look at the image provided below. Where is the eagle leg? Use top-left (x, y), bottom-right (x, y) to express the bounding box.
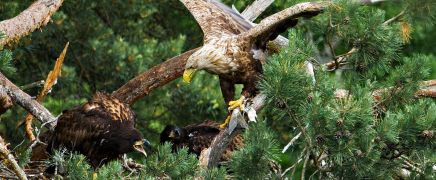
top-left (220, 96), bottom-right (245, 129)
top-left (219, 78), bottom-right (235, 105)
top-left (228, 96), bottom-right (245, 111)
top-left (219, 115), bottom-right (232, 129)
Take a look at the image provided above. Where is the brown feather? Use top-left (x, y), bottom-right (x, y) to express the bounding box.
top-left (183, 1), bottom-right (324, 102)
top-left (180, 0), bottom-right (251, 43)
top-left (47, 92), bottom-right (144, 168)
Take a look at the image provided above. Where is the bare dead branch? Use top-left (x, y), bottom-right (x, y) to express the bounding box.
top-left (334, 80), bottom-right (436, 99)
top-left (240, 0), bottom-right (274, 22)
top-left (0, 72), bottom-right (56, 129)
top-left (0, 0), bottom-right (65, 46)
top-left (24, 42), bottom-right (68, 141)
top-left (19, 80), bottom-right (45, 91)
top-left (0, 136), bottom-right (27, 180)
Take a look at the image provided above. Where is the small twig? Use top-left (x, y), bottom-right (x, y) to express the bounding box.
top-left (282, 131), bottom-right (303, 153)
top-left (0, 136), bottom-right (28, 180)
top-left (283, 147), bottom-right (307, 178)
top-left (383, 10), bottom-right (406, 25)
top-left (324, 47), bottom-right (358, 71)
top-left (19, 81), bottom-right (45, 90)
top-left (281, 158), bottom-right (303, 177)
top-left (301, 152), bottom-right (310, 180)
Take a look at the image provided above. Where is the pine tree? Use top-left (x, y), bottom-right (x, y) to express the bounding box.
top-left (0, 0), bottom-right (435, 179)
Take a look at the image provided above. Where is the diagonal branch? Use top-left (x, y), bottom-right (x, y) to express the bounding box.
top-left (0, 72), bottom-right (56, 129)
top-left (0, 0), bottom-right (65, 46)
top-left (112, 48), bottom-right (199, 104)
top-left (240, 0), bottom-right (275, 22)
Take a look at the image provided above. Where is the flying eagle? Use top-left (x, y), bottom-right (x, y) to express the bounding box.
top-left (47, 92), bottom-right (151, 168)
top-left (160, 120), bottom-right (243, 161)
top-left (181, 0), bottom-right (323, 128)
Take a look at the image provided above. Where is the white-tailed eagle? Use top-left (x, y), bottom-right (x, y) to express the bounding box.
top-left (181, 0), bottom-right (324, 128)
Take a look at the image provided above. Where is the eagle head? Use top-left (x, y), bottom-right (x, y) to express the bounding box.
top-left (115, 129), bottom-right (151, 157)
top-left (183, 45), bottom-right (228, 83)
top-left (160, 125), bottom-right (187, 144)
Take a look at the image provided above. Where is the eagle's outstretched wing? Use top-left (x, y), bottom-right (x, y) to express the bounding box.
top-left (180, 0), bottom-right (252, 43)
top-left (242, 2), bottom-right (325, 47)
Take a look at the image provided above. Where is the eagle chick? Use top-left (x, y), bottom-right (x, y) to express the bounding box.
top-left (160, 120), bottom-right (243, 161)
top-left (47, 92), bottom-right (150, 168)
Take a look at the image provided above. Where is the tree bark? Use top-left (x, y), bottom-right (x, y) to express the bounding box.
top-left (240, 0), bottom-right (275, 22)
top-left (0, 89), bottom-right (13, 115)
top-left (0, 136), bottom-right (28, 180)
top-left (112, 48), bottom-right (199, 105)
top-left (0, 0), bottom-right (65, 46)
top-left (0, 72), bottom-right (56, 129)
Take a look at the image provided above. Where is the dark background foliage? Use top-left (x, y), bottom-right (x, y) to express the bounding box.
top-left (0, 0), bottom-right (435, 179)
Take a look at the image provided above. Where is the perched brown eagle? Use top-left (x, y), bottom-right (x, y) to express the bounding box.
top-left (160, 120), bottom-right (243, 161)
top-left (47, 92), bottom-right (150, 168)
top-left (181, 0), bottom-right (323, 128)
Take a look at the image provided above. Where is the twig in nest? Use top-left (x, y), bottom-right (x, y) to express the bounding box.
top-left (0, 136), bottom-right (28, 180)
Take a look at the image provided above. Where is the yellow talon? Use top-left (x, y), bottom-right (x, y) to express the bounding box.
top-left (228, 96), bottom-right (245, 111)
top-left (93, 172), bottom-right (97, 180)
top-left (220, 115), bottom-right (231, 129)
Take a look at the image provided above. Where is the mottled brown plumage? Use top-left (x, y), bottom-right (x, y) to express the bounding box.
top-left (47, 92), bottom-right (149, 168)
top-left (181, 0), bottom-right (323, 109)
top-left (160, 120), bottom-right (243, 161)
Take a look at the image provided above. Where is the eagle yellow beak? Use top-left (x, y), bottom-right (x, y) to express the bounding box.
top-left (133, 140), bottom-right (149, 157)
top-left (183, 68), bottom-right (197, 83)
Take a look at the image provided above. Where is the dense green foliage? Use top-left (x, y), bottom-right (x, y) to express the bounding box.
top-left (0, 0), bottom-right (435, 179)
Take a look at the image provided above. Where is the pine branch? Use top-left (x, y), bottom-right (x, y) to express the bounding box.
top-left (0, 0), bottom-right (65, 46)
top-left (334, 80), bottom-right (436, 99)
top-left (0, 136), bottom-right (27, 180)
top-left (323, 7), bottom-right (406, 70)
top-left (19, 80), bottom-right (45, 91)
top-left (0, 72), bottom-right (56, 129)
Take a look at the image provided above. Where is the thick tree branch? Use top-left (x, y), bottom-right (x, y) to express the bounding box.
top-left (0, 0), bottom-right (64, 46)
top-left (0, 72), bottom-right (56, 129)
top-left (0, 136), bottom-right (27, 180)
top-left (112, 48), bottom-right (199, 104)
